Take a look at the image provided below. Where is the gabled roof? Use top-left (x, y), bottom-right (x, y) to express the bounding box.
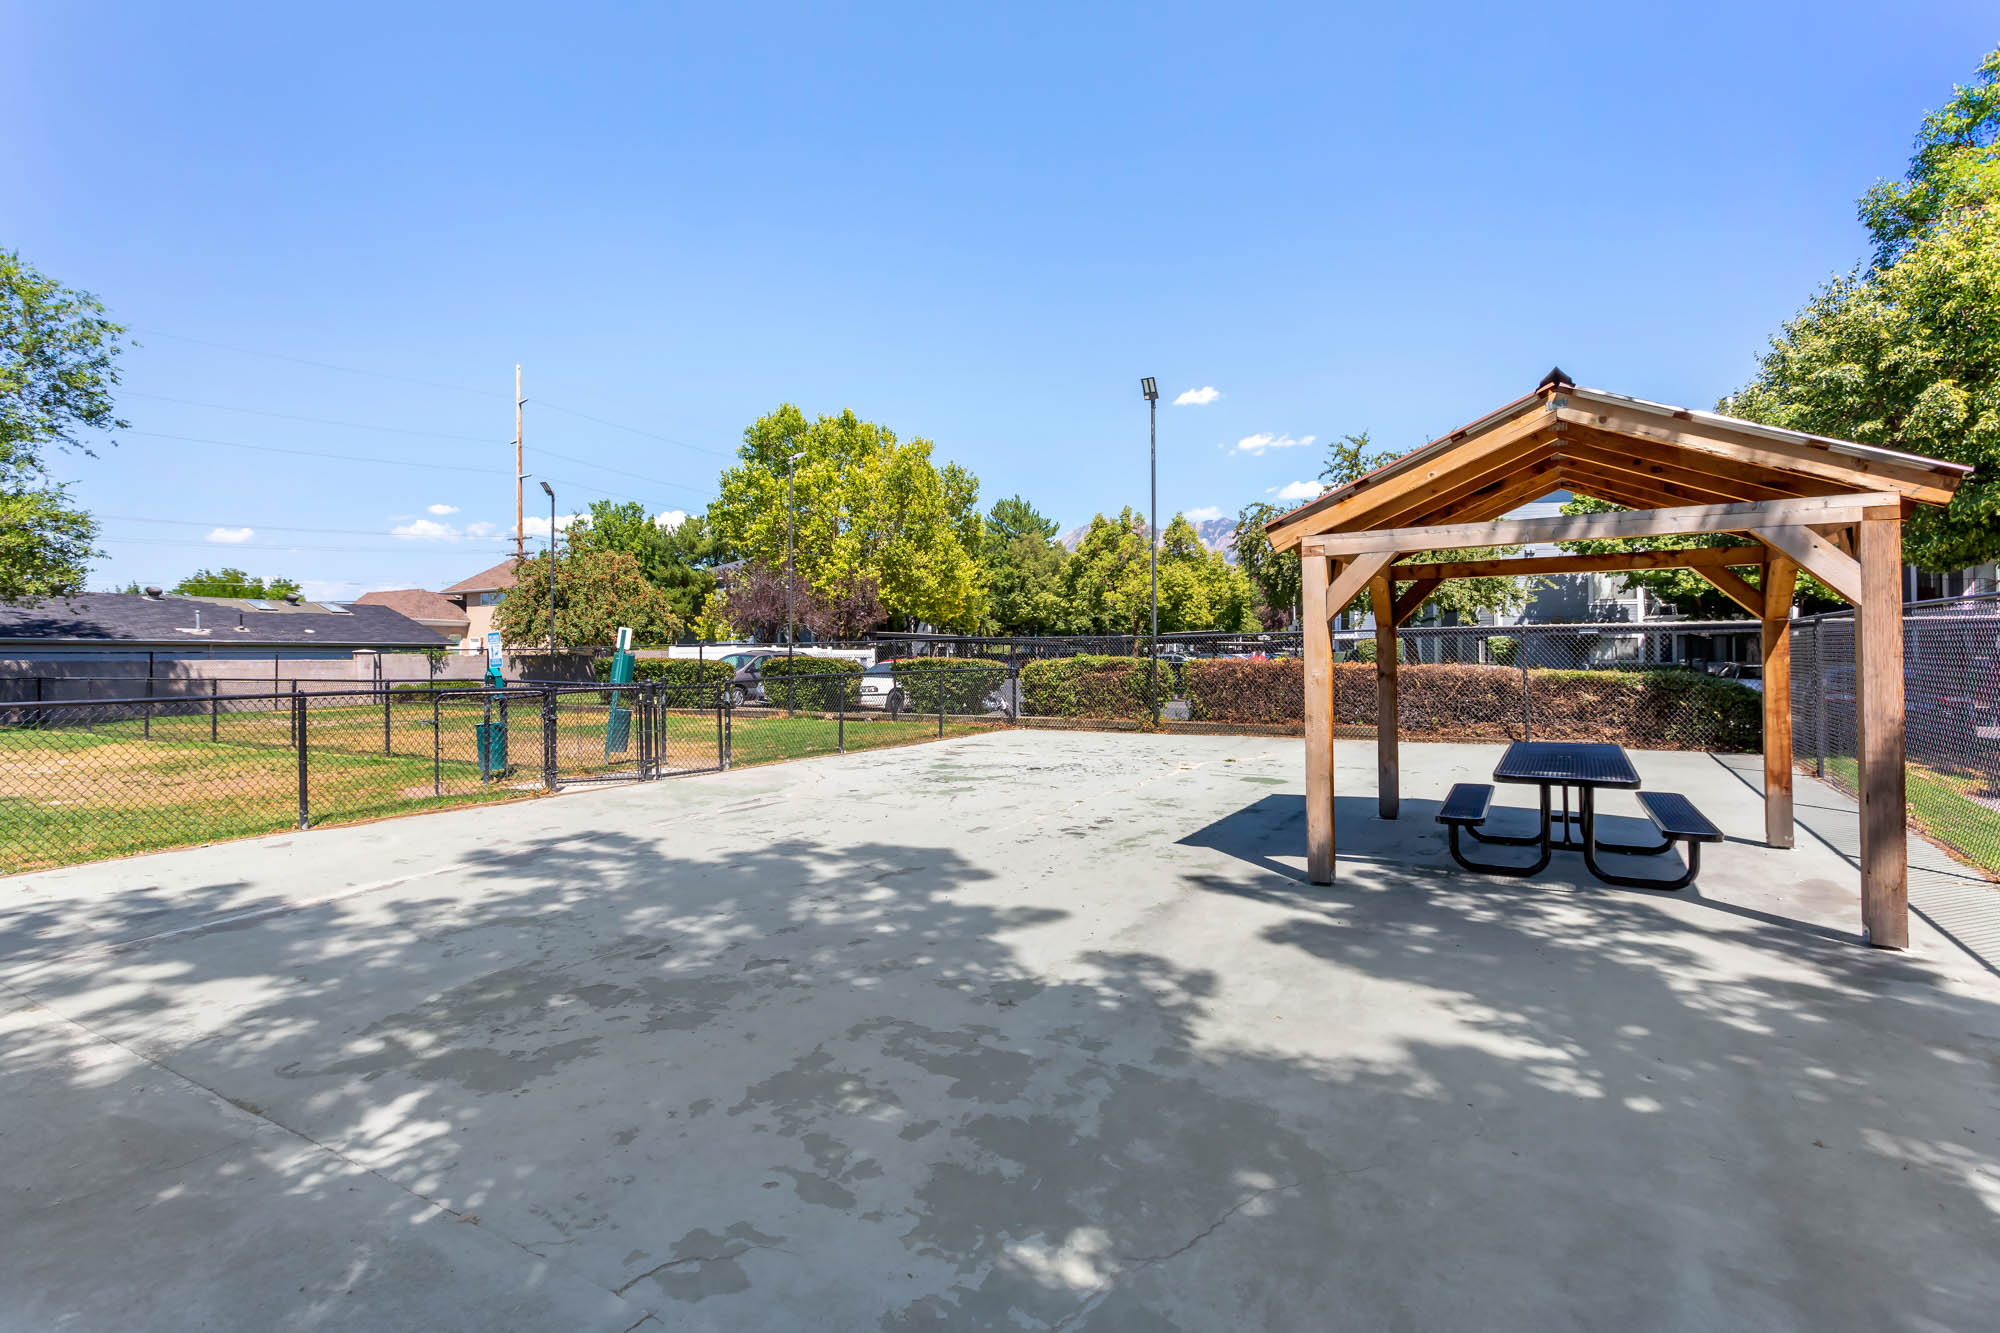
top-left (439, 558), bottom-right (521, 597)
top-left (0, 595), bottom-right (450, 648)
top-left (354, 588), bottom-right (472, 628)
top-left (1265, 372), bottom-right (1971, 553)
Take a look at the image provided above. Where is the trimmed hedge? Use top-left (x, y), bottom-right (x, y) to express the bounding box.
top-left (759, 654), bottom-right (863, 708)
top-left (1180, 658), bottom-right (1760, 751)
top-left (1019, 655), bottom-right (1178, 720)
top-left (892, 660), bottom-right (1005, 714)
top-left (591, 656), bottom-right (735, 690)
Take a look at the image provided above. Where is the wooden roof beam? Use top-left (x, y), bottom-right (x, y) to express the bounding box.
top-left (1302, 492), bottom-right (1901, 557)
top-left (1390, 544), bottom-right (1764, 582)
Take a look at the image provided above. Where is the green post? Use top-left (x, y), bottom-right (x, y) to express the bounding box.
top-left (604, 628), bottom-right (635, 757)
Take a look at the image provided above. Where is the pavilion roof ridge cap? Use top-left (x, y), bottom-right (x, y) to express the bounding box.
top-left (1566, 384), bottom-right (1973, 476)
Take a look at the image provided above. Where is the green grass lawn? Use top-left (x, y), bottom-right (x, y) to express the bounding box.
top-left (0, 701), bottom-right (994, 874)
top-left (1823, 755), bottom-right (2000, 878)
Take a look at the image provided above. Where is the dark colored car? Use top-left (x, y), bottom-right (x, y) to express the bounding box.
top-left (715, 651), bottom-right (784, 706)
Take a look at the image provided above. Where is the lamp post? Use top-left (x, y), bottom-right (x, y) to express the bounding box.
top-left (1140, 377), bottom-right (1160, 724)
top-left (785, 449), bottom-right (805, 655)
top-left (539, 481), bottom-right (556, 656)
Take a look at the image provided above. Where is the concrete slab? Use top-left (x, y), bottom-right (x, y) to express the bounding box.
top-left (3, 732), bottom-right (1998, 1330)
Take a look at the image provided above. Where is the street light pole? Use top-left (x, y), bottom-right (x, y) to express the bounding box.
top-left (539, 481), bottom-right (556, 656)
top-left (1140, 377), bottom-right (1160, 725)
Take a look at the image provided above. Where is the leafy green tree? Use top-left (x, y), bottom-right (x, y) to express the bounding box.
top-left (1725, 44), bottom-right (2000, 570)
top-left (170, 567), bottom-right (303, 599)
top-left (1, 250), bottom-right (126, 603)
top-left (979, 495), bottom-right (1069, 634)
top-left (492, 546), bottom-right (680, 649)
top-left (1233, 500), bottom-right (1300, 627)
top-left (1318, 431), bottom-right (1393, 486)
top-left (707, 404), bottom-right (985, 630)
top-left (566, 500), bottom-right (719, 624)
top-left (1059, 509), bottom-right (1152, 634)
top-left (1157, 514), bottom-right (1257, 632)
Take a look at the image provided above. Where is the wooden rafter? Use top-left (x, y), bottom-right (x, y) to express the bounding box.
top-left (1269, 408), bottom-right (1557, 549)
top-left (1557, 464), bottom-right (1717, 512)
top-left (1391, 578), bottom-right (1441, 625)
top-left (1560, 427), bottom-right (1829, 500)
top-left (1365, 444), bottom-right (1561, 530)
top-left (1556, 444), bottom-right (1785, 505)
top-left (1552, 403), bottom-right (1958, 505)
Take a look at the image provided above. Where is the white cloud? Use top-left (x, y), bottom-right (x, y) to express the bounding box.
top-left (521, 513), bottom-right (583, 538)
top-left (426, 503), bottom-right (460, 516)
top-left (653, 509), bottom-right (689, 531)
top-left (1173, 386), bottom-right (1221, 406)
top-left (463, 520), bottom-right (500, 539)
top-left (391, 518), bottom-right (462, 541)
top-left (1231, 432), bottom-right (1316, 456)
top-left (206, 526), bottom-right (255, 543)
top-left (1269, 480), bottom-right (1323, 503)
top-left (1182, 506), bottom-right (1225, 522)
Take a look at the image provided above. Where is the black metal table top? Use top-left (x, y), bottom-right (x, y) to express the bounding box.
top-left (1492, 742), bottom-right (1641, 789)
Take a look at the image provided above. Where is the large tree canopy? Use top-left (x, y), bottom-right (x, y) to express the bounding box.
top-left (707, 405), bottom-right (985, 630)
top-left (1724, 44), bottom-right (2000, 571)
top-left (566, 500), bottom-right (720, 625)
top-left (492, 546), bottom-right (681, 650)
top-left (170, 568), bottom-right (302, 599)
top-left (980, 494), bottom-right (1070, 634)
top-left (0, 250), bottom-right (125, 603)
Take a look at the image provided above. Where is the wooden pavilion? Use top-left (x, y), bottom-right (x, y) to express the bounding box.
top-left (1264, 369), bottom-right (1970, 948)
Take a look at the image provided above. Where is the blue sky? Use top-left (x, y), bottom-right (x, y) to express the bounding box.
top-left (5, 2), bottom-right (1993, 600)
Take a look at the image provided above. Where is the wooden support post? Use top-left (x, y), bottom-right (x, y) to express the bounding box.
top-left (1303, 555), bottom-right (1335, 883)
top-left (1856, 515), bottom-right (1908, 948)
top-left (1369, 572), bottom-right (1399, 820)
top-left (1760, 555), bottom-right (1798, 849)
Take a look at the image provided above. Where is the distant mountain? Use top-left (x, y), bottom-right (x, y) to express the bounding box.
top-left (1056, 514), bottom-right (1240, 559)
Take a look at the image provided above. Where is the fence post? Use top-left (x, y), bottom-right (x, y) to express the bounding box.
top-left (1812, 620), bottom-right (1827, 779)
top-left (210, 679), bottom-right (219, 742)
top-left (433, 694), bottom-right (442, 797)
top-left (542, 686), bottom-right (559, 791)
top-left (143, 677), bottom-right (153, 740)
top-left (938, 678), bottom-right (945, 739)
top-left (1519, 651), bottom-right (1531, 741)
top-left (722, 691), bottom-right (732, 770)
top-left (294, 690), bottom-right (309, 829)
top-left (383, 682), bottom-right (392, 756)
top-left (838, 680), bottom-right (845, 753)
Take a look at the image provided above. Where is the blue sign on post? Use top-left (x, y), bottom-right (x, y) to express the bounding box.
top-left (476, 630), bottom-right (508, 775)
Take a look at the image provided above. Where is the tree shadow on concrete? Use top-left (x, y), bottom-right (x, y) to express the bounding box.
top-left (5, 779), bottom-right (2000, 1330)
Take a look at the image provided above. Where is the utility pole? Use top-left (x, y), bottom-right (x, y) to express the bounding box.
top-left (514, 364), bottom-right (526, 562)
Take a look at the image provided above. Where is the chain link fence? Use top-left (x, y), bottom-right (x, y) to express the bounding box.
top-left (1792, 592), bottom-right (2000, 877)
top-left (0, 682), bottom-right (727, 874)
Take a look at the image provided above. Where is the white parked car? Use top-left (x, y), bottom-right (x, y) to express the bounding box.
top-left (856, 662), bottom-right (907, 715)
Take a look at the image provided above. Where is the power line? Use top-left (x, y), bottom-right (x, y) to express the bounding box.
top-left (530, 399), bottom-right (731, 459)
top-left (99, 514), bottom-right (517, 539)
top-left (131, 328), bottom-right (502, 399)
top-left (134, 327), bottom-right (734, 458)
top-left (122, 391), bottom-right (502, 443)
top-left (533, 447), bottom-right (709, 495)
top-left (97, 534), bottom-right (517, 556)
top-left (124, 429), bottom-right (504, 474)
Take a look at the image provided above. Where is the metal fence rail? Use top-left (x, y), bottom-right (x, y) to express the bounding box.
top-left (1792, 591), bottom-right (2000, 877)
